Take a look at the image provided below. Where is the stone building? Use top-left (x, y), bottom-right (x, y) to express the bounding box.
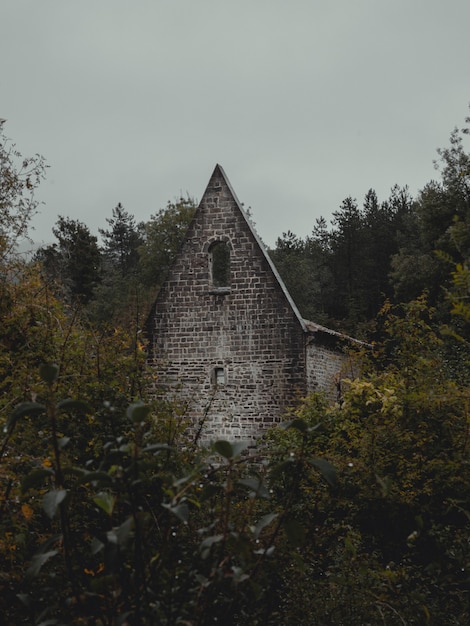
top-left (146, 165), bottom-right (360, 443)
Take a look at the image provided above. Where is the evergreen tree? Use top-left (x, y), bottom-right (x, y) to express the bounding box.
top-left (390, 113), bottom-right (470, 311)
top-left (37, 216), bottom-right (101, 304)
top-left (361, 186), bottom-right (412, 319)
top-left (270, 226), bottom-right (334, 325)
top-left (90, 204), bottom-right (145, 325)
top-left (99, 202), bottom-right (144, 277)
top-left (269, 231), bottom-right (311, 315)
top-left (304, 217), bottom-right (335, 323)
top-left (329, 196), bottom-right (365, 325)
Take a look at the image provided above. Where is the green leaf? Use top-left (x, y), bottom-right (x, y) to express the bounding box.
top-left (253, 512), bottom-right (278, 540)
top-left (62, 466), bottom-right (85, 480)
top-left (42, 489), bottom-right (67, 519)
top-left (237, 477), bottom-right (270, 499)
top-left (307, 457), bottom-right (338, 487)
top-left (107, 516), bottom-right (134, 546)
top-left (199, 483), bottom-right (222, 501)
top-left (200, 534), bottom-right (224, 559)
top-left (39, 362), bottom-right (59, 384)
top-left (194, 573), bottom-right (209, 587)
top-left (21, 468), bottom-right (54, 494)
top-left (16, 593), bottom-right (31, 608)
top-left (173, 474), bottom-right (193, 488)
top-left (254, 545), bottom-right (275, 556)
top-left (281, 418), bottom-right (308, 432)
top-left (231, 565), bottom-right (250, 583)
top-left (162, 501), bottom-right (189, 523)
top-left (26, 550), bottom-right (59, 578)
top-left (93, 491), bottom-right (116, 516)
top-left (116, 516), bottom-right (135, 545)
top-left (212, 440), bottom-right (234, 459)
top-left (78, 471), bottom-right (115, 489)
top-left (126, 402), bottom-right (151, 423)
top-left (91, 536), bottom-right (105, 555)
top-left (58, 436), bottom-right (71, 449)
top-left (5, 402), bottom-right (46, 434)
top-left (268, 459), bottom-right (294, 480)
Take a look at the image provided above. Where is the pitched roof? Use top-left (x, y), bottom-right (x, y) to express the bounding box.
top-left (303, 318), bottom-right (371, 347)
top-left (207, 164), bottom-right (307, 333)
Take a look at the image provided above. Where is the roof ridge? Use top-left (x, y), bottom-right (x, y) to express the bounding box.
top-left (210, 165), bottom-right (307, 333)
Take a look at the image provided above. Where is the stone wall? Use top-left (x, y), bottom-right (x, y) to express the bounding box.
top-left (147, 166), bottom-right (307, 443)
top-left (305, 338), bottom-right (349, 402)
top-left (304, 322), bottom-right (364, 402)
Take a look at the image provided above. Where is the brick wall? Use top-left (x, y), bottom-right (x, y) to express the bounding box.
top-left (305, 339), bottom-right (347, 401)
top-left (147, 166), bottom-right (307, 443)
top-left (304, 322), bottom-right (364, 402)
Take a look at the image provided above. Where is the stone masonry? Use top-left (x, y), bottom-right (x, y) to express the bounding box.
top-left (146, 165), bottom-right (359, 443)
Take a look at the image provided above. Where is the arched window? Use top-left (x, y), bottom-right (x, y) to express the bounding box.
top-left (209, 241), bottom-right (230, 290)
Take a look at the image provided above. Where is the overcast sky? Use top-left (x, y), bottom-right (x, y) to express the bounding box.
top-left (2, 0), bottom-right (469, 248)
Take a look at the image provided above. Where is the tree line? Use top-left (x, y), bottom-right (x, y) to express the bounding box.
top-left (1, 111), bottom-right (470, 623)
top-left (270, 121), bottom-right (470, 337)
top-left (26, 111), bottom-right (470, 347)
top-left (34, 196), bottom-right (197, 328)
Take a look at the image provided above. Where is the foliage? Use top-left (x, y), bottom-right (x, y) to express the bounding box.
top-left (138, 196), bottom-right (197, 290)
top-left (0, 363), bottom-right (339, 625)
top-left (2, 290), bottom-right (469, 624)
top-left (270, 186), bottom-right (412, 335)
top-left (3, 106), bottom-right (470, 625)
top-left (37, 216), bottom-right (102, 305)
top-left (88, 197), bottom-right (196, 326)
top-left (270, 228), bottom-right (333, 324)
top-left (439, 252), bottom-right (470, 384)
top-left (390, 108), bottom-right (470, 312)
top-left (90, 203), bottom-right (146, 325)
top-left (0, 120), bottom-right (47, 262)
top-left (0, 261), bottom-right (145, 417)
top-left (269, 106), bottom-right (470, 338)
top-left (264, 297), bottom-right (470, 624)
top-left (99, 203), bottom-right (144, 278)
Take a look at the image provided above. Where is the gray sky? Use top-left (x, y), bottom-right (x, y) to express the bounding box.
top-left (2, 0), bottom-right (469, 248)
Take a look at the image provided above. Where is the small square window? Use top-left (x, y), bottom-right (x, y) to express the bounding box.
top-left (213, 367), bottom-right (225, 386)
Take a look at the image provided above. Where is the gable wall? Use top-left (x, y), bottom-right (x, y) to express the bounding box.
top-left (148, 168), bottom-right (306, 443)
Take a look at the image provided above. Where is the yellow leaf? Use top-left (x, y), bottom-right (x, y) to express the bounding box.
top-left (21, 503), bottom-right (33, 521)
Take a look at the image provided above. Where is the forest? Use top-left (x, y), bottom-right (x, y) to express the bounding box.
top-left (0, 109), bottom-right (469, 624)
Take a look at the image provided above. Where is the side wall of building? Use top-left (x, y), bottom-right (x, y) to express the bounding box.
top-left (147, 167), bottom-right (307, 443)
top-left (305, 337), bottom-right (354, 402)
